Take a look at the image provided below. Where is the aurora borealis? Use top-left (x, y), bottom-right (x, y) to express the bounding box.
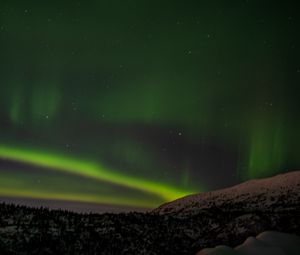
top-left (0, 0), bottom-right (299, 211)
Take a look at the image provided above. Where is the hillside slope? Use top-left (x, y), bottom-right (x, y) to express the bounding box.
top-left (154, 171), bottom-right (300, 215)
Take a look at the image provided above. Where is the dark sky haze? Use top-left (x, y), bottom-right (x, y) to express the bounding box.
top-left (0, 0), bottom-right (299, 212)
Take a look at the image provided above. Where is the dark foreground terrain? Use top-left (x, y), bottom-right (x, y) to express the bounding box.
top-left (0, 171), bottom-right (299, 254)
top-left (0, 202), bottom-right (298, 254)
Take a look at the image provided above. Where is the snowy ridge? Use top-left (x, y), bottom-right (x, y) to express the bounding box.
top-left (154, 171), bottom-right (300, 214)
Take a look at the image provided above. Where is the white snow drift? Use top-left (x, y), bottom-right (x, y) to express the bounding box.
top-left (197, 231), bottom-right (300, 255)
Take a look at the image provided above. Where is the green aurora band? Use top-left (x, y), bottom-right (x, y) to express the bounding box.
top-left (0, 145), bottom-right (196, 204)
top-left (0, 187), bottom-right (156, 209)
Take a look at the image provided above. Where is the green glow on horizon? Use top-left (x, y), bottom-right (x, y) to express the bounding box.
top-left (0, 145), bottom-right (197, 203)
top-left (0, 187), bottom-right (156, 208)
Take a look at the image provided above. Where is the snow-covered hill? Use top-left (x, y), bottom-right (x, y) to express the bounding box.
top-left (154, 171), bottom-right (300, 215)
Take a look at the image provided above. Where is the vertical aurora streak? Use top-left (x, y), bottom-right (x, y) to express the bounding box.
top-left (30, 82), bottom-right (61, 122)
top-left (247, 124), bottom-right (286, 179)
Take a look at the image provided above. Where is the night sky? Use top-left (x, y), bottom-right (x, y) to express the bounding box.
top-left (0, 0), bottom-right (299, 212)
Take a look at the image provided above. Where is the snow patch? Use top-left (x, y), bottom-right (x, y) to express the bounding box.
top-left (197, 231), bottom-right (300, 255)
